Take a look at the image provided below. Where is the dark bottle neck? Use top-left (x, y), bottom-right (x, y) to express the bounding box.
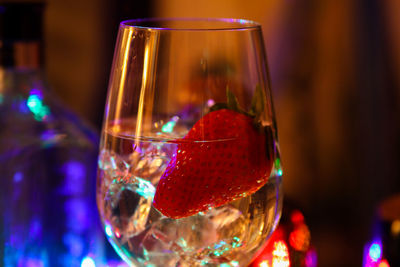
top-left (0, 2), bottom-right (45, 69)
top-left (0, 40), bottom-right (43, 69)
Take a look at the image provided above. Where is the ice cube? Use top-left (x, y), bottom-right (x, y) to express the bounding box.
top-left (184, 206), bottom-right (247, 263)
top-left (98, 149), bottom-right (130, 183)
top-left (124, 205), bottom-right (248, 266)
top-left (207, 205), bottom-right (246, 238)
top-left (128, 143), bottom-right (173, 185)
top-left (127, 224), bottom-right (181, 266)
top-left (200, 206), bottom-right (247, 259)
top-left (104, 175), bottom-right (155, 243)
top-left (142, 215), bottom-right (218, 257)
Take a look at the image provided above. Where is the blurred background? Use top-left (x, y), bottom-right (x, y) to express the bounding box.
top-left (42, 0), bottom-right (400, 265)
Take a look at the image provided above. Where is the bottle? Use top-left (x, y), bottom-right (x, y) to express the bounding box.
top-left (0, 2), bottom-right (105, 266)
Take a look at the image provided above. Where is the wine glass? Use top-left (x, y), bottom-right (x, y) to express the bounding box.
top-left (97, 18), bottom-right (283, 266)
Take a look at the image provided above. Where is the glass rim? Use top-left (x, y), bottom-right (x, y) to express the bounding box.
top-left (120, 17), bottom-right (261, 31)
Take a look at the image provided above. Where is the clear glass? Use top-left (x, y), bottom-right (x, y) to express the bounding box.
top-left (97, 18), bottom-right (283, 267)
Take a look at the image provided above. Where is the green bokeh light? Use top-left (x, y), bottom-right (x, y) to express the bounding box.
top-left (26, 94), bottom-right (50, 121)
top-left (161, 121), bottom-right (176, 133)
top-left (274, 158), bottom-right (283, 176)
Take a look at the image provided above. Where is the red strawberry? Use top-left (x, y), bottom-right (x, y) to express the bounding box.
top-left (153, 86), bottom-right (274, 218)
top-left (153, 87), bottom-right (274, 218)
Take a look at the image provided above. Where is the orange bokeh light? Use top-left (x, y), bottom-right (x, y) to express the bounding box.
top-left (378, 259), bottom-right (390, 267)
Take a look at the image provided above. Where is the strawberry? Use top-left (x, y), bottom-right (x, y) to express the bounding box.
top-left (153, 86), bottom-right (274, 219)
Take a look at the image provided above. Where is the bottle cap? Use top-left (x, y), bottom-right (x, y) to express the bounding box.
top-left (0, 2), bottom-right (44, 42)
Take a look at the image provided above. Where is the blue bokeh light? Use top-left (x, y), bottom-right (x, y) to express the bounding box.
top-left (63, 233), bottom-right (84, 257)
top-left (62, 161), bottom-right (86, 195)
top-left (13, 172), bottom-right (23, 183)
